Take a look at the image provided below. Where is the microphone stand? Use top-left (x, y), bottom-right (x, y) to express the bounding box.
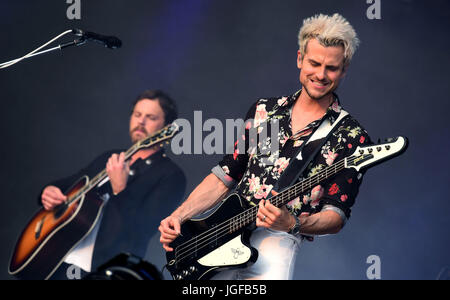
top-left (0, 38), bottom-right (86, 68)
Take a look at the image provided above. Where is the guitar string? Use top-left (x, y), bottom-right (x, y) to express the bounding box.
top-left (172, 158), bottom-right (348, 258)
top-left (173, 160), bottom-right (349, 266)
top-left (174, 150), bottom-right (370, 262)
top-left (63, 127), bottom-right (174, 206)
top-left (175, 139), bottom-right (404, 266)
top-left (172, 156), bottom-right (348, 252)
top-left (172, 157), bottom-right (353, 265)
top-left (172, 159), bottom-right (348, 265)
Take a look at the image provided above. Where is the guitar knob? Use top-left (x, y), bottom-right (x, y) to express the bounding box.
top-left (183, 270), bottom-right (189, 277)
top-left (175, 274), bottom-right (183, 280)
top-left (189, 266), bottom-right (197, 273)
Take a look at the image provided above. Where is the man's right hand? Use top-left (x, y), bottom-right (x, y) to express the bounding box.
top-left (158, 173), bottom-right (230, 252)
top-left (159, 215), bottom-right (182, 252)
top-left (41, 185), bottom-right (67, 211)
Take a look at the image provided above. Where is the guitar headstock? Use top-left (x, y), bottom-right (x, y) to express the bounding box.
top-left (345, 136), bottom-right (408, 172)
top-left (136, 122), bottom-right (180, 150)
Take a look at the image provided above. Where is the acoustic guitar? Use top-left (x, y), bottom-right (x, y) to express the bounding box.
top-left (9, 123), bottom-right (179, 280)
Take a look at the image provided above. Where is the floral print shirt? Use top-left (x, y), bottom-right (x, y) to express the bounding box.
top-left (213, 90), bottom-right (371, 220)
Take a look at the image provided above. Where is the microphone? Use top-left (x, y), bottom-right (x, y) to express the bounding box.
top-left (72, 29), bottom-right (122, 49)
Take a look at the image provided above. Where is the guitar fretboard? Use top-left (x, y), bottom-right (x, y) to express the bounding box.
top-left (173, 156), bottom-right (357, 267)
top-left (228, 156), bottom-right (353, 233)
top-left (172, 137), bottom-right (406, 271)
top-left (65, 124), bottom-right (177, 206)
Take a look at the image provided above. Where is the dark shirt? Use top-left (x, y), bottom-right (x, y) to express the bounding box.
top-left (41, 149), bottom-right (186, 270)
top-left (213, 90), bottom-right (371, 220)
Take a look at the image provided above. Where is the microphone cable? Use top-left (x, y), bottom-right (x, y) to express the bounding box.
top-left (1, 29), bottom-right (74, 69)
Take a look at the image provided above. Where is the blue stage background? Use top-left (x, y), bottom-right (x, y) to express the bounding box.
top-left (0, 0), bottom-right (449, 280)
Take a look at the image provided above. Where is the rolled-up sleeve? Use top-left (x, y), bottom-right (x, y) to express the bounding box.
top-left (213, 102), bottom-right (258, 187)
top-left (319, 121), bottom-right (372, 220)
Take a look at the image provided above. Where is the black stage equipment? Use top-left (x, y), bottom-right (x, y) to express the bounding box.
top-left (82, 253), bottom-right (163, 280)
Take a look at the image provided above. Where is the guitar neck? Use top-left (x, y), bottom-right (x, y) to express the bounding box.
top-left (271, 158), bottom-right (347, 208)
top-left (62, 123), bottom-right (180, 206)
top-left (65, 144), bottom-right (141, 205)
top-left (228, 156), bottom-right (350, 233)
top-left (168, 137), bottom-right (407, 279)
top-left (90, 143), bottom-right (139, 186)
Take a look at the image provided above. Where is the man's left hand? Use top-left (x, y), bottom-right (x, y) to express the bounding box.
top-left (106, 152), bottom-right (130, 195)
top-left (256, 190), bottom-right (295, 232)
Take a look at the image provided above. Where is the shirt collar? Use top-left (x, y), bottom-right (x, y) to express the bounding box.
top-left (282, 89), bottom-right (343, 127)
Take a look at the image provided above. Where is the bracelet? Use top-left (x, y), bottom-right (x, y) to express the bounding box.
top-left (288, 215), bottom-right (301, 235)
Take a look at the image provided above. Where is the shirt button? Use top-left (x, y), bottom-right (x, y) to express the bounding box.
top-left (129, 170), bottom-right (135, 176)
top-left (145, 159), bottom-right (152, 165)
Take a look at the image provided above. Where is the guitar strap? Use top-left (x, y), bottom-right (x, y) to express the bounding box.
top-left (272, 109), bottom-right (349, 193)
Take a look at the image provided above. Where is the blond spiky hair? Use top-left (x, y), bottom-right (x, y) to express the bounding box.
top-left (298, 13), bottom-right (360, 66)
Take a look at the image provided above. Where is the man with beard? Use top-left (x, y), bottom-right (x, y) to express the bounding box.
top-left (41, 90), bottom-right (186, 279)
top-left (159, 14), bottom-right (371, 279)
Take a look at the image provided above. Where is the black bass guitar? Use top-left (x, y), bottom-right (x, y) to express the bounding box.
top-left (166, 136), bottom-right (408, 280)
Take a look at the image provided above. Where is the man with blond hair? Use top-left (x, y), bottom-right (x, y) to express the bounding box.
top-left (159, 14), bottom-right (371, 280)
